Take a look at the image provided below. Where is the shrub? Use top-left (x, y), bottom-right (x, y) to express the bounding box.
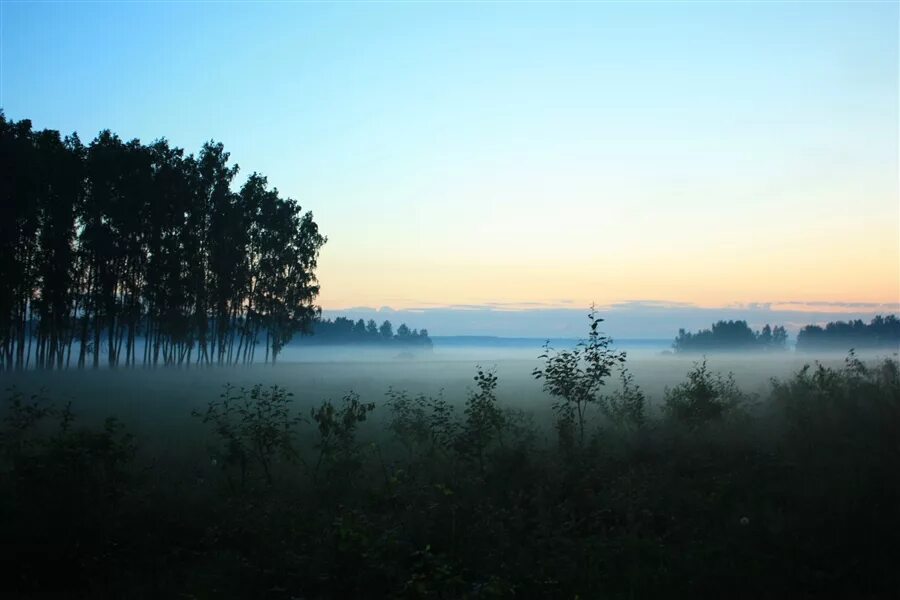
top-left (770, 351), bottom-right (900, 454)
top-left (533, 306), bottom-right (626, 445)
top-left (0, 388), bottom-right (54, 464)
top-left (385, 387), bottom-right (456, 459)
top-left (459, 366), bottom-right (505, 474)
top-left (664, 359), bottom-right (745, 427)
top-left (1, 388), bottom-right (136, 595)
top-left (599, 367), bottom-right (646, 431)
top-left (193, 384), bottom-right (302, 488)
top-left (310, 391), bottom-right (376, 481)
top-left (2, 389), bottom-right (135, 495)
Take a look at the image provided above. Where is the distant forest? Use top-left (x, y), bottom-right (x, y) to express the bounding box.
top-left (300, 317), bottom-right (432, 348)
top-left (1, 113), bottom-right (325, 370)
top-left (796, 315), bottom-right (900, 351)
top-left (675, 316), bottom-right (900, 352)
top-left (673, 320), bottom-right (787, 352)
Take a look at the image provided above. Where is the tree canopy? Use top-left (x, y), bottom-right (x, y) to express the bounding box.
top-left (0, 112), bottom-right (325, 369)
top-left (303, 317), bottom-right (432, 348)
top-left (795, 315), bottom-right (899, 352)
top-left (673, 320), bottom-right (787, 353)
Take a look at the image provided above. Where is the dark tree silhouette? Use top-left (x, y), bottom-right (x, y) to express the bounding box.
top-left (0, 111), bottom-right (325, 370)
top-left (299, 317), bottom-right (432, 348)
top-left (673, 320), bottom-right (788, 352)
top-left (796, 315), bottom-right (900, 351)
top-left (365, 319), bottom-right (378, 336)
top-left (1, 115), bottom-right (41, 369)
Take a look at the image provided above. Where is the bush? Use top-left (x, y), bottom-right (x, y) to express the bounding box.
top-left (385, 387), bottom-right (456, 459)
top-left (1, 388), bottom-right (136, 596)
top-left (6, 350), bottom-right (900, 598)
top-left (771, 351), bottom-right (900, 456)
top-left (1, 389), bottom-right (135, 497)
top-left (533, 306), bottom-right (626, 446)
top-left (599, 367), bottom-right (647, 431)
top-left (310, 391), bottom-right (376, 482)
top-left (193, 383), bottom-right (302, 488)
top-left (458, 366), bottom-right (505, 475)
top-left (664, 359), bottom-right (745, 427)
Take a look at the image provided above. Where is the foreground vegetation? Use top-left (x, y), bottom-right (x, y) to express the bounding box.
top-left (2, 321), bottom-right (897, 598)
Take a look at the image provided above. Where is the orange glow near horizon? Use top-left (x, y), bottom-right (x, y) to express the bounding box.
top-left (315, 216), bottom-right (900, 312)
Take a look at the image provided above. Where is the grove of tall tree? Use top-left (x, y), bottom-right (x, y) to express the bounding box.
top-left (304, 317), bottom-right (432, 347)
top-left (673, 320), bottom-right (788, 352)
top-left (795, 315), bottom-right (900, 351)
top-left (0, 112), bottom-right (326, 369)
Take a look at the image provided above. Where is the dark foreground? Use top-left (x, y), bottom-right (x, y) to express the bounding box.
top-left (2, 354), bottom-right (899, 599)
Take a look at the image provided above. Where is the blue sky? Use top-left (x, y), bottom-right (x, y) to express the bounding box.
top-left (2, 1), bottom-right (897, 336)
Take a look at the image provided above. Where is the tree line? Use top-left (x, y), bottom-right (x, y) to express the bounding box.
top-left (1, 112), bottom-right (325, 370)
top-left (673, 320), bottom-right (787, 352)
top-left (303, 317), bottom-right (432, 347)
top-left (796, 315), bottom-right (899, 351)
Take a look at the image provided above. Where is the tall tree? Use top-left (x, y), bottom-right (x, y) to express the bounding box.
top-left (0, 114), bottom-right (40, 370)
top-left (2, 114), bottom-right (326, 369)
top-left (32, 129), bottom-right (83, 369)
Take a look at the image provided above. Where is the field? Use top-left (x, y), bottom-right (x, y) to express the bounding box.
top-left (1, 345), bottom-right (856, 429)
top-left (2, 345), bottom-right (899, 598)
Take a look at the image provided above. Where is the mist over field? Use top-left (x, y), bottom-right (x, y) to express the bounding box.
top-left (4, 338), bottom-right (891, 434)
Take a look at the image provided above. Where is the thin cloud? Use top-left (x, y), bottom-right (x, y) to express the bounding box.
top-left (607, 300), bottom-right (700, 310)
top-left (773, 300), bottom-right (900, 310)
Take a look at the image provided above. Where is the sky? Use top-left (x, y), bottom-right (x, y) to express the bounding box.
top-left (323, 300), bottom-right (900, 339)
top-left (2, 1), bottom-right (898, 336)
